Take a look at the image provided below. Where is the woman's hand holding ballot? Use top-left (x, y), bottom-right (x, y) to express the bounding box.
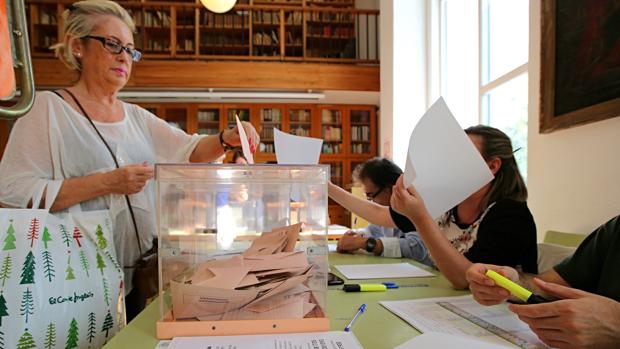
top-left (390, 175), bottom-right (431, 224)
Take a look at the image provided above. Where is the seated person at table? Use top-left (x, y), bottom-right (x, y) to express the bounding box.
top-left (336, 158), bottom-right (434, 266)
top-left (329, 125), bottom-right (537, 289)
top-left (466, 215), bottom-right (620, 349)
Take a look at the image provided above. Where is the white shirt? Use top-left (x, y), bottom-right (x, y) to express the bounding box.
top-left (0, 91), bottom-right (204, 292)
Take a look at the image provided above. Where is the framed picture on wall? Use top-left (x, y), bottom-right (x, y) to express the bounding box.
top-left (539, 0), bottom-right (620, 133)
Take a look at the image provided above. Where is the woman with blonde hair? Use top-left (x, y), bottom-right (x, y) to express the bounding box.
top-left (0, 0), bottom-right (259, 320)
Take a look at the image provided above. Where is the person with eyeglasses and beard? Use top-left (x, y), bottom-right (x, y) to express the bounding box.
top-left (329, 126), bottom-right (537, 289)
top-left (0, 0), bottom-right (259, 321)
top-left (335, 158), bottom-right (434, 267)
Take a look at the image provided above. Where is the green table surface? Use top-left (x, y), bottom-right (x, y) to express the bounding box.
top-left (104, 253), bottom-right (468, 349)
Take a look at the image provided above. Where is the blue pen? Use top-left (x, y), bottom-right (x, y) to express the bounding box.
top-left (344, 303), bottom-right (366, 332)
top-left (382, 282), bottom-right (398, 289)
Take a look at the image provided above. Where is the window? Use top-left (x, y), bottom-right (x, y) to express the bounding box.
top-left (437, 0), bottom-right (529, 179)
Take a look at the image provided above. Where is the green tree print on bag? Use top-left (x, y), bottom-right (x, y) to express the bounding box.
top-left (96, 224), bottom-right (107, 250)
top-left (20, 288), bottom-right (34, 324)
top-left (2, 220), bottom-right (16, 251)
top-left (0, 293), bottom-right (8, 325)
top-left (65, 254), bottom-right (76, 281)
top-left (0, 256), bottom-right (11, 287)
top-left (44, 323), bottom-right (56, 349)
top-left (20, 251), bottom-right (35, 285)
top-left (59, 224), bottom-right (71, 248)
top-left (65, 318), bottom-right (79, 349)
top-left (16, 329), bottom-right (36, 349)
top-left (41, 227), bottom-right (52, 249)
top-left (42, 250), bottom-right (55, 282)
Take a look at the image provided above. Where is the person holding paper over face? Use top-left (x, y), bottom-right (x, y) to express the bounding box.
top-left (328, 125), bottom-right (537, 290)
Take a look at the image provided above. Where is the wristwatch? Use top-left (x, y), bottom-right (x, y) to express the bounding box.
top-left (219, 129), bottom-right (236, 151)
top-left (365, 237), bottom-right (377, 253)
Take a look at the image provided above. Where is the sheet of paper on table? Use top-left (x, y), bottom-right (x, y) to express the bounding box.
top-left (394, 332), bottom-right (513, 349)
top-left (167, 331), bottom-right (364, 349)
top-left (334, 262), bottom-right (434, 279)
top-left (380, 295), bottom-right (548, 348)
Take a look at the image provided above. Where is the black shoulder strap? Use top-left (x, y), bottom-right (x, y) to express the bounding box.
top-left (50, 90), bottom-right (64, 100)
top-left (61, 88), bottom-right (143, 258)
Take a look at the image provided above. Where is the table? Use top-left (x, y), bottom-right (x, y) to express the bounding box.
top-left (103, 253), bottom-right (468, 349)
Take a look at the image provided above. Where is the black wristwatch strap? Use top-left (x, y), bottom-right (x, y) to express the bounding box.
top-left (219, 129), bottom-right (236, 151)
top-left (365, 237), bottom-right (377, 253)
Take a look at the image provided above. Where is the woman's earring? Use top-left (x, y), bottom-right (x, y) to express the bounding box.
top-left (75, 52), bottom-right (81, 58)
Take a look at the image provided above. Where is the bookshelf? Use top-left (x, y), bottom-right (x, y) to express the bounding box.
top-left (257, 106), bottom-right (283, 154)
top-left (129, 101), bottom-right (376, 225)
top-left (27, 3), bottom-right (60, 55)
top-left (25, 1), bottom-right (378, 63)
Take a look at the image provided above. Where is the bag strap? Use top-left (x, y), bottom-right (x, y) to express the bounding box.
top-left (56, 89), bottom-right (144, 258)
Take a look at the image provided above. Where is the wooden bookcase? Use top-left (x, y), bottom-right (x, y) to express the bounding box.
top-left (25, 0), bottom-right (379, 63)
top-left (134, 101), bottom-right (376, 226)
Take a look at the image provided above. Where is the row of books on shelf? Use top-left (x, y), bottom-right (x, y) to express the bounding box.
top-left (286, 32), bottom-right (303, 45)
top-left (144, 10), bottom-right (170, 27)
top-left (321, 110), bottom-right (342, 123)
top-left (322, 144), bottom-right (342, 154)
top-left (197, 128), bottom-right (219, 135)
top-left (203, 13), bottom-right (248, 28)
top-left (308, 12), bottom-right (353, 22)
top-left (260, 128), bottom-right (278, 139)
top-left (350, 126), bottom-right (370, 141)
top-left (177, 39), bottom-right (194, 52)
top-left (308, 26), bottom-right (354, 37)
top-left (145, 39), bottom-right (170, 51)
top-left (322, 126), bottom-right (342, 141)
top-left (350, 144), bottom-right (371, 154)
top-left (260, 109), bottom-right (282, 122)
top-left (329, 164), bottom-right (342, 178)
top-left (286, 12), bottom-right (303, 25)
top-left (37, 11), bottom-right (57, 25)
top-left (201, 35), bottom-right (248, 46)
top-left (261, 143), bottom-right (275, 153)
top-left (290, 127), bottom-right (311, 137)
top-left (290, 110), bottom-right (311, 122)
top-left (253, 11), bottom-right (280, 24)
top-left (197, 110), bottom-right (219, 122)
top-left (254, 31), bottom-right (279, 45)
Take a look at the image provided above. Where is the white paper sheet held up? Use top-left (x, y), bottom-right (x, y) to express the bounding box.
top-left (395, 333), bottom-right (513, 349)
top-left (274, 128), bottom-right (323, 165)
top-left (168, 331), bottom-right (363, 349)
top-left (334, 262), bottom-right (434, 279)
top-left (403, 98), bottom-right (494, 219)
top-left (380, 295), bottom-right (548, 348)
top-left (236, 115), bottom-right (254, 164)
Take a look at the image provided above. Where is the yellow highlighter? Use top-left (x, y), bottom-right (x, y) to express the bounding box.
top-left (485, 270), bottom-right (549, 304)
top-left (343, 284), bottom-right (387, 292)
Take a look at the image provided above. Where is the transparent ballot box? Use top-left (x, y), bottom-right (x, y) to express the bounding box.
top-left (155, 164), bottom-right (330, 338)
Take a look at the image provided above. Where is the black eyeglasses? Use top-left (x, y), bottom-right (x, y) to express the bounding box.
top-left (365, 187), bottom-right (385, 201)
top-left (81, 35), bottom-right (142, 62)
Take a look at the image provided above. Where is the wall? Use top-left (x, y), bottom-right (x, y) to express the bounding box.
top-left (527, 0), bottom-right (620, 239)
top-left (380, 0), bottom-right (428, 168)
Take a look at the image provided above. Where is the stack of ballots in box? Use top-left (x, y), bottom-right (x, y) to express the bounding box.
top-left (171, 223), bottom-right (320, 321)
